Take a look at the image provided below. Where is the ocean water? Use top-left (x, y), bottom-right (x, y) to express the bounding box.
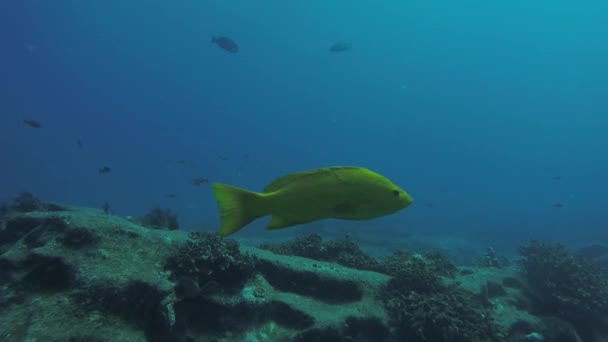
top-left (3, 1), bottom-right (607, 250)
top-left (2, 1), bottom-right (608, 341)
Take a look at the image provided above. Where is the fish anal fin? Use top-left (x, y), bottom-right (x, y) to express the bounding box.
top-left (267, 215), bottom-right (311, 230)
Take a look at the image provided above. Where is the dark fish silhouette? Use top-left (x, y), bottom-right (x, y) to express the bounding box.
top-left (102, 201), bottom-right (111, 214)
top-left (176, 160), bottom-right (186, 165)
top-left (552, 203), bottom-right (564, 208)
top-left (76, 139), bottom-right (83, 148)
top-left (551, 176), bottom-right (561, 180)
top-left (166, 194), bottom-right (177, 199)
top-left (329, 42), bottom-right (352, 53)
top-left (212, 36), bottom-right (239, 53)
top-left (24, 119), bottom-right (41, 128)
top-left (98, 166), bottom-right (111, 174)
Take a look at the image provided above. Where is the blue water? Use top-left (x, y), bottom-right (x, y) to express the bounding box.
top-left (2, 0), bottom-right (607, 249)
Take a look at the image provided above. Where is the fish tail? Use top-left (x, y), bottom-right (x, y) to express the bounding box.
top-left (211, 36), bottom-right (216, 44)
top-left (211, 183), bottom-right (267, 237)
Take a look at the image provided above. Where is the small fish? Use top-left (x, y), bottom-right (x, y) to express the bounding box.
top-left (98, 166), bottom-right (111, 174)
top-left (211, 166), bottom-right (413, 237)
top-left (551, 176), bottom-right (561, 180)
top-left (217, 154), bottom-right (229, 161)
top-left (192, 177), bottom-right (209, 186)
top-left (166, 194), bottom-right (177, 199)
top-left (176, 160), bottom-right (186, 165)
top-left (552, 203), bottom-right (564, 208)
top-left (76, 139), bottom-right (83, 148)
top-left (24, 119), bottom-right (41, 128)
top-left (329, 42), bottom-right (352, 53)
top-left (211, 36), bottom-right (239, 53)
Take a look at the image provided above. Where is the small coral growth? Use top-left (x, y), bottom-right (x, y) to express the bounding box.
top-left (139, 207), bottom-right (179, 230)
top-left (9, 192), bottom-right (65, 213)
top-left (260, 234), bottom-right (382, 271)
top-left (165, 232), bottom-right (255, 292)
top-left (519, 240), bottom-right (608, 320)
top-left (381, 252), bottom-right (503, 341)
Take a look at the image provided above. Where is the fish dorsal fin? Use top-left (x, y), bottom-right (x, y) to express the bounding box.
top-left (263, 166), bottom-right (363, 193)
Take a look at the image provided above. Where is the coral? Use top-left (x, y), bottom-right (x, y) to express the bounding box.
top-left (519, 240), bottom-right (608, 320)
top-left (9, 192), bottom-right (65, 212)
top-left (380, 251), bottom-right (503, 341)
top-left (10, 192), bottom-right (43, 212)
top-left (139, 207), bottom-right (179, 230)
top-left (380, 251), bottom-right (446, 294)
top-left (384, 287), bottom-right (504, 342)
top-left (165, 232), bottom-right (255, 292)
top-left (260, 234), bottom-right (381, 272)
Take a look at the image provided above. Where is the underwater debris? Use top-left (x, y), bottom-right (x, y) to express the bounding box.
top-left (139, 207), bottom-right (179, 230)
top-left (23, 119), bottom-right (41, 128)
top-left (519, 240), bottom-right (608, 320)
top-left (211, 36), bottom-right (239, 53)
top-left (329, 42), bottom-right (352, 53)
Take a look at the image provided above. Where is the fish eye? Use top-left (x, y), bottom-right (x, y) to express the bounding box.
top-left (392, 190), bottom-right (400, 197)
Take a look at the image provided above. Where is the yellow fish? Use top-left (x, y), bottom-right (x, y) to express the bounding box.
top-left (211, 166), bottom-right (413, 237)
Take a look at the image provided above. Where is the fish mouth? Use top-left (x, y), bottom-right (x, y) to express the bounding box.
top-left (403, 193), bottom-right (414, 206)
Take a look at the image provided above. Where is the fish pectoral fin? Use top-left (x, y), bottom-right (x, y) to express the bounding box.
top-left (267, 215), bottom-right (310, 230)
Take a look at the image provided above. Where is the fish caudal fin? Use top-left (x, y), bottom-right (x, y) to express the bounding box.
top-left (211, 36), bottom-right (216, 44)
top-left (211, 183), bottom-right (266, 237)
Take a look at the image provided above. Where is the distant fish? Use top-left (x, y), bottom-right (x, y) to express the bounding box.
top-left (212, 36), bottom-right (239, 53)
top-left (24, 119), bottom-right (41, 128)
top-left (102, 201), bottom-right (111, 214)
top-left (551, 176), bottom-right (561, 180)
top-left (329, 42), bottom-right (352, 53)
top-left (217, 154), bottom-right (229, 161)
top-left (76, 139), bottom-right (83, 148)
top-left (98, 166), bottom-right (111, 174)
top-left (552, 203), bottom-right (564, 208)
top-left (166, 194), bottom-right (177, 199)
top-left (192, 177), bottom-right (209, 186)
top-left (176, 160), bottom-right (186, 165)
